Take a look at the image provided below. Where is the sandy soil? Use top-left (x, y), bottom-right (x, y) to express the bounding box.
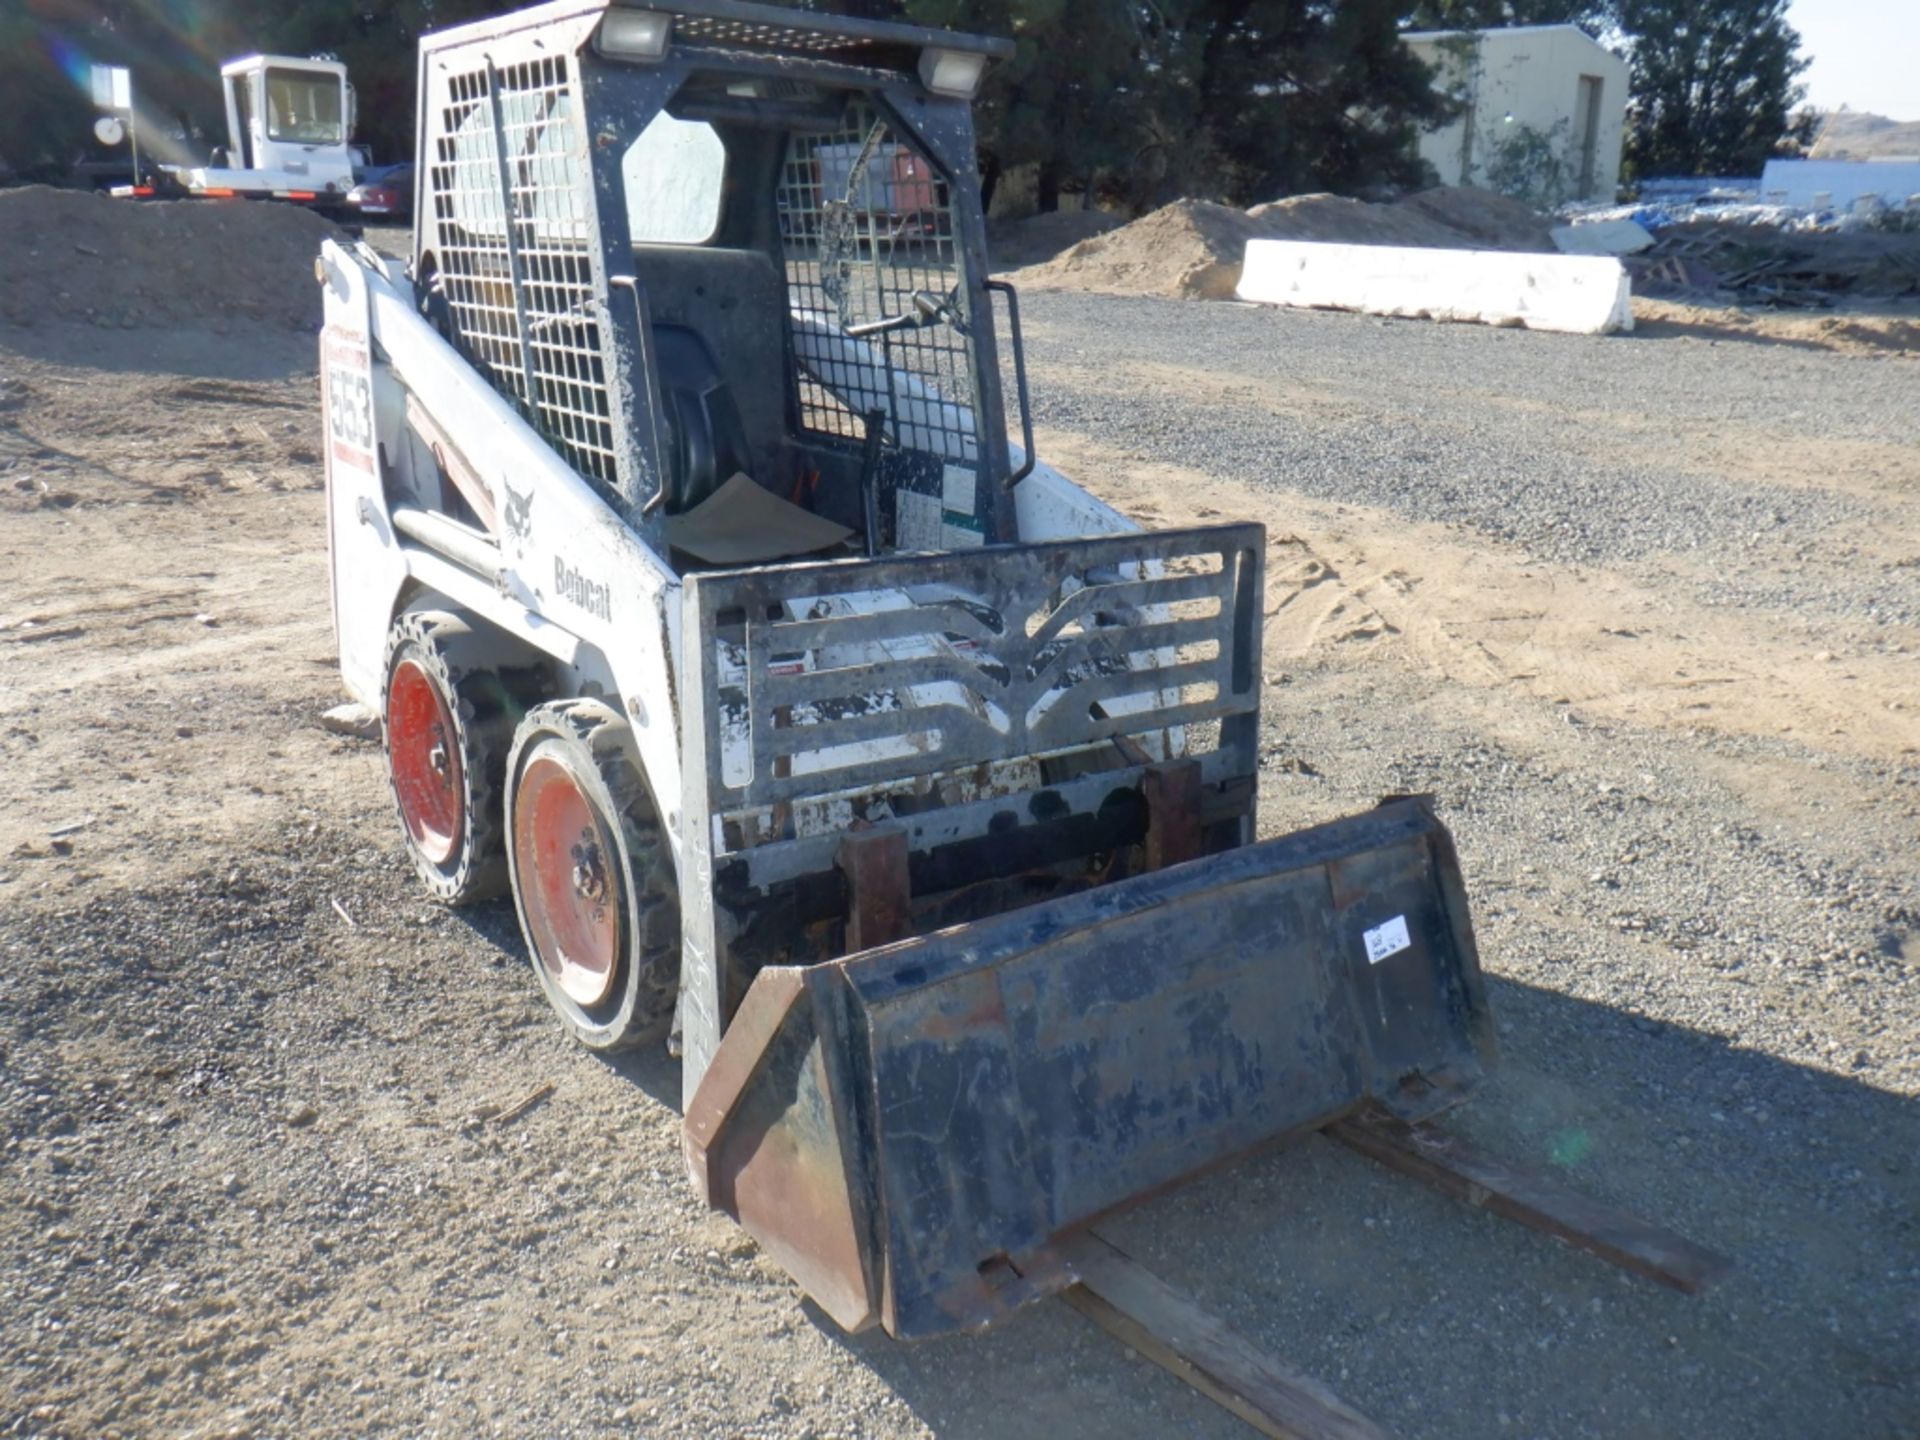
top-left (1633, 297), bottom-right (1920, 357)
top-left (2, 274), bottom-right (1916, 1436)
top-left (1007, 187), bottom-right (1554, 300)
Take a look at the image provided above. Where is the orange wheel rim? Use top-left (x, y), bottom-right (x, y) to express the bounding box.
top-left (388, 657), bottom-right (464, 866)
top-left (515, 754), bottom-right (619, 1007)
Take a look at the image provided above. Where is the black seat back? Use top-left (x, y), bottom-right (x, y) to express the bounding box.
top-left (633, 245), bottom-right (788, 514)
top-left (651, 324), bottom-right (751, 515)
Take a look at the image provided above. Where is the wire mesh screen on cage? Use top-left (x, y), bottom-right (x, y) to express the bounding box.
top-left (776, 104), bottom-right (979, 476)
top-left (428, 57), bottom-right (621, 492)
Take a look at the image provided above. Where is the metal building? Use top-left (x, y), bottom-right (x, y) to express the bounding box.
top-left (1403, 24), bottom-right (1630, 204)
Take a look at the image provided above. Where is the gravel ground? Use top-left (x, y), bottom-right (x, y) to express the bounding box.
top-left (1020, 292), bottom-right (1920, 628)
top-left (3, 290), bottom-right (1917, 1440)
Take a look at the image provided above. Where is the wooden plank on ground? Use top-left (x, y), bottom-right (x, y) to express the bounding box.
top-left (1326, 1110), bottom-right (1732, 1295)
top-left (1059, 1230), bottom-right (1394, 1440)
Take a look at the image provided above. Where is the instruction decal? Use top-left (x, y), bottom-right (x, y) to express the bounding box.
top-left (895, 490), bottom-right (943, 552)
top-left (940, 463), bottom-right (977, 516)
top-left (322, 324), bottom-right (375, 475)
top-left (1363, 914), bottom-right (1412, 965)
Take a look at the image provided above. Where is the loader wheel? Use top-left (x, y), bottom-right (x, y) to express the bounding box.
top-left (506, 699), bottom-right (680, 1052)
top-left (382, 610), bottom-right (523, 905)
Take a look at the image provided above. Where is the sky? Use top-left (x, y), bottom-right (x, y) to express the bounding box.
top-left (1786, 0), bottom-right (1917, 119)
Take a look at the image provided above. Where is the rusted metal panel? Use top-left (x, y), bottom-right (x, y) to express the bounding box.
top-left (683, 965), bottom-right (880, 1331)
top-left (689, 798), bottom-right (1494, 1340)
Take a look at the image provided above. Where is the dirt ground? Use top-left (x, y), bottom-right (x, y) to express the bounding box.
top-left (1631, 297), bottom-right (1920, 357)
top-left (2, 232), bottom-right (1917, 1439)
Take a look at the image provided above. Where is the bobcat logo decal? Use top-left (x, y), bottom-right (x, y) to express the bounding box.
top-left (501, 479), bottom-right (533, 541)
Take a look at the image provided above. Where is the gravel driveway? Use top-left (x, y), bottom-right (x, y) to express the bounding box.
top-left (2, 293), bottom-right (1915, 1440)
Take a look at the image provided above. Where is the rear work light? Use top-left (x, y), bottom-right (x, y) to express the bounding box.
top-left (918, 46), bottom-right (986, 99)
top-left (596, 10), bottom-right (672, 60)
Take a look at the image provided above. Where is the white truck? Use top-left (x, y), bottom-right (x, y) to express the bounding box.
top-left (119, 54), bottom-right (358, 208)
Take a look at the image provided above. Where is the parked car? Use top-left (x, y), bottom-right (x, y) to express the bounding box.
top-left (346, 162), bottom-right (413, 221)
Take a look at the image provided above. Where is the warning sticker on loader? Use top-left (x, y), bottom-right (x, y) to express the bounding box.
top-left (1363, 914), bottom-right (1412, 965)
top-left (322, 325), bottom-right (375, 475)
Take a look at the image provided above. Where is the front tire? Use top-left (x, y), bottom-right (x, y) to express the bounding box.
top-left (382, 610), bottom-right (529, 904)
top-left (505, 699), bottom-right (680, 1052)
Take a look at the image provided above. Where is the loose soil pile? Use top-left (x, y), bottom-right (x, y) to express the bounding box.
top-left (987, 208), bottom-right (1126, 269)
top-left (1010, 185), bottom-right (1556, 299)
top-left (0, 185), bottom-right (343, 332)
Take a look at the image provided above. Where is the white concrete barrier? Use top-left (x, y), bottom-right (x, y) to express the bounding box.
top-left (1237, 238), bottom-right (1633, 335)
top-left (1551, 218), bottom-right (1656, 256)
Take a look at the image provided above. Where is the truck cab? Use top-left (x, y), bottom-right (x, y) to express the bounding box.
top-left (169, 55), bottom-right (357, 203)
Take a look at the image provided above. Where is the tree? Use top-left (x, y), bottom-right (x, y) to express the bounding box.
top-left (0, 9), bottom-right (94, 179)
top-left (902, 0), bottom-right (1149, 212)
top-left (1406, 0), bottom-right (1608, 34)
top-left (1146, 0), bottom-right (1453, 205)
top-left (1614, 0), bottom-right (1808, 177)
top-left (0, 0), bottom-right (497, 182)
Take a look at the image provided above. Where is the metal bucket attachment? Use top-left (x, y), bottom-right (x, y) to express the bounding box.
top-left (683, 797), bottom-right (1494, 1340)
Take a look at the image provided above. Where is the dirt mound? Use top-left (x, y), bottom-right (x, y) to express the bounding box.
top-left (1394, 186), bottom-right (1559, 252)
top-left (0, 186), bottom-right (344, 332)
top-left (987, 208), bottom-right (1125, 269)
top-left (1011, 185), bottom-right (1556, 299)
top-left (1243, 192), bottom-right (1462, 248)
top-left (1011, 199), bottom-right (1262, 299)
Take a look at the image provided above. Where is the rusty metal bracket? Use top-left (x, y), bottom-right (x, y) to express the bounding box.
top-left (1142, 759), bottom-right (1204, 871)
top-left (837, 827), bottom-right (911, 952)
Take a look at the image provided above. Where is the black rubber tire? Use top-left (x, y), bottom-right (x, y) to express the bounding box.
top-left (504, 698), bottom-right (681, 1052)
top-left (380, 610), bottom-right (532, 905)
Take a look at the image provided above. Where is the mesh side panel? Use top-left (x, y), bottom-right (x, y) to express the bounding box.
top-left (776, 103), bottom-right (978, 469)
top-left (428, 57), bottom-right (619, 490)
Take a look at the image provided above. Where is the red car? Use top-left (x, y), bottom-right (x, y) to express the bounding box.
top-left (346, 163), bottom-right (414, 221)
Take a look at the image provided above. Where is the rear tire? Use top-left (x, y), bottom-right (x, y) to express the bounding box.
top-left (381, 610), bottom-right (530, 905)
top-left (505, 699), bottom-right (680, 1052)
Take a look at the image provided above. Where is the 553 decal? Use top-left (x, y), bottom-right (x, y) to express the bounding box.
top-left (322, 325), bottom-right (376, 474)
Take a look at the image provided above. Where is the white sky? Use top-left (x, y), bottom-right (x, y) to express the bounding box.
top-left (1787, 0), bottom-right (1917, 119)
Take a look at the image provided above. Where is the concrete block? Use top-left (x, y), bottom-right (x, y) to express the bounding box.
top-left (320, 701), bottom-right (380, 740)
top-left (1552, 219), bottom-right (1656, 256)
top-left (1237, 238), bottom-right (1633, 336)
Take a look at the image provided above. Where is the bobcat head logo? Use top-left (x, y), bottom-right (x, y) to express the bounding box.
top-left (502, 479), bottom-right (533, 540)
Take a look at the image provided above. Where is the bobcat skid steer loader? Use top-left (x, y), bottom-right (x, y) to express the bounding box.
top-left (318, 0), bottom-right (1496, 1344)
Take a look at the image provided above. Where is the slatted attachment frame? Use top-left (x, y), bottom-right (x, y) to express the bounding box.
top-left (690, 524), bottom-right (1263, 812)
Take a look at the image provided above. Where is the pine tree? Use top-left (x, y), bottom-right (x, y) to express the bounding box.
top-left (1148, 0), bottom-right (1452, 204)
top-left (1613, 0), bottom-right (1808, 176)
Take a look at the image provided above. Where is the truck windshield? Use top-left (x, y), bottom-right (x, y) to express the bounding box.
top-left (265, 69), bottom-right (344, 145)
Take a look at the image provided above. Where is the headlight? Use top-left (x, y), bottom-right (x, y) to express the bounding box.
top-left (596, 10), bottom-right (672, 61)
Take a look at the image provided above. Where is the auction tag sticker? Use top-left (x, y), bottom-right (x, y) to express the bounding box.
top-left (322, 324), bottom-right (376, 475)
top-left (1363, 914), bottom-right (1412, 965)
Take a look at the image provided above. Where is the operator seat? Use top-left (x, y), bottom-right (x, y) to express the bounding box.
top-left (651, 325), bottom-right (751, 515)
top-left (630, 245), bottom-right (789, 516)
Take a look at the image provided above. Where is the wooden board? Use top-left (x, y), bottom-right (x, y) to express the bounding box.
top-left (1060, 1230), bottom-right (1394, 1440)
top-left (1326, 1110), bottom-right (1732, 1295)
